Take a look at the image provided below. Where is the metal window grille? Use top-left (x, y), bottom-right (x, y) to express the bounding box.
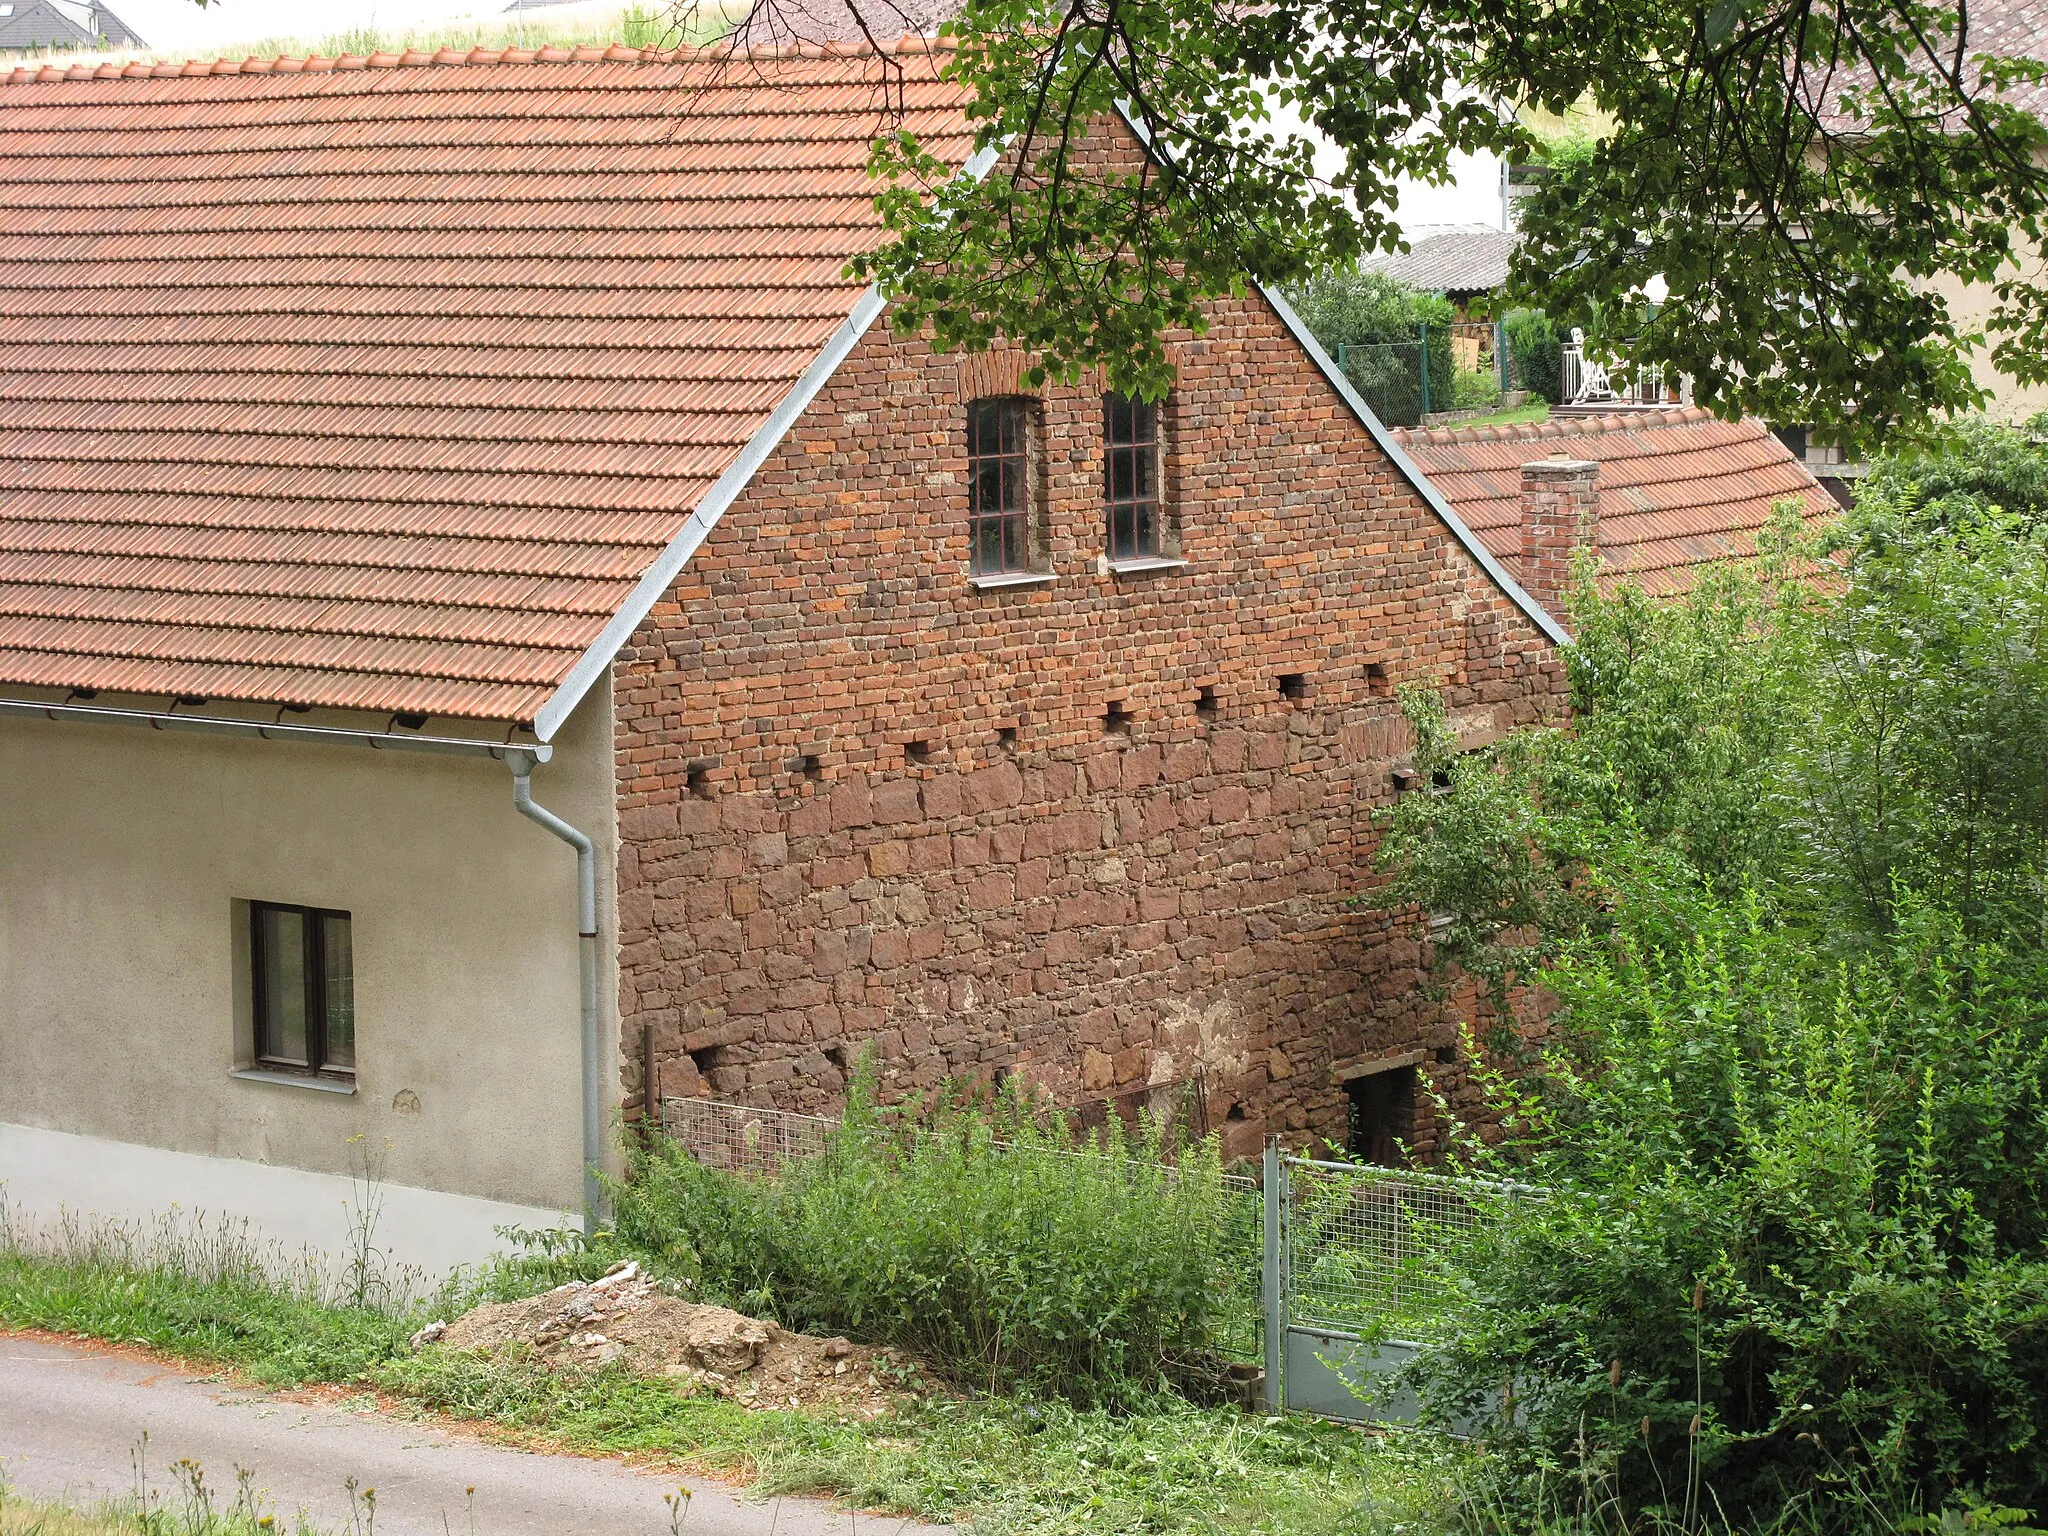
top-left (967, 397), bottom-right (1033, 575)
top-left (1103, 393), bottom-right (1161, 560)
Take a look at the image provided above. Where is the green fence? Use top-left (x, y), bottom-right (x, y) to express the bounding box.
top-left (1336, 321), bottom-right (1514, 427)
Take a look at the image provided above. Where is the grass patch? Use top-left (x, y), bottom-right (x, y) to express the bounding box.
top-left (1451, 400), bottom-right (1550, 429)
top-left (0, 1231), bottom-right (1416, 1535)
top-left (0, 1482), bottom-right (337, 1535)
top-left (379, 1344), bottom-right (1407, 1535)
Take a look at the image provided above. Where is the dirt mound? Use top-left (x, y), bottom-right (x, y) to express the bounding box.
top-left (417, 1262), bottom-right (930, 1417)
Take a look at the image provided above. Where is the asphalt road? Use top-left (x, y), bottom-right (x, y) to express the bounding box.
top-left (0, 1333), bottom-right (948, 1535)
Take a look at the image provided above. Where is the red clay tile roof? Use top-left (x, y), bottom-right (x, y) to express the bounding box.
top-left (0, 42), bottom-right (973, 726)
top-left (1392, 407), bottom-right (1838, 595)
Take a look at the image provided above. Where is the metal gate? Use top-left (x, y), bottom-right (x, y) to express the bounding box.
top-left (1261, 1142), bottom-right (1524, 1425)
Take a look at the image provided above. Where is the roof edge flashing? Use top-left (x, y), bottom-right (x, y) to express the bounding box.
top-left (1253, 283), bottom-right (1571, 647)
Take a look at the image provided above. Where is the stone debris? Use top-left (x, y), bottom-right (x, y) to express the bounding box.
top-left (424, 1260), bottom-right (929, 1417)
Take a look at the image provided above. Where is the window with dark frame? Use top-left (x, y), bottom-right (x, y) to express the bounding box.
top-left (966, 396), bottom-right (1035, 576)
top-left (251, 901), bottom-right (355, 1080)
top-left (1103, 392), bottom-right (1163, 561)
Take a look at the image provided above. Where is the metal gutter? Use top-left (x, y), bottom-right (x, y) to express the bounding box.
top-left (0, 697), bottom-right (552, 762)
top-left (508, 752), bottom-right (604, 1236)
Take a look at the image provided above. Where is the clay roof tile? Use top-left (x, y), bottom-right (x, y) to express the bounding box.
top-left (1396, 408), bottom-right (1838, 594)
top-left (0, 47), bottom-right (975, 726)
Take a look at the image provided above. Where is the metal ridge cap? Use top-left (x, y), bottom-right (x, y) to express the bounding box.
top-left (0, 695), bottom-right (550, 762)
top-left (6, 34), bottom-right (958, 86)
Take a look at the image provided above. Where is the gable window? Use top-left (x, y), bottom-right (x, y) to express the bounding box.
top-left (967, 396), bottom-right (1041, 577)
top-left (251, 902), bottom-right (355, 1080)
top-left (1104, 392), bottom-right (1166, 561)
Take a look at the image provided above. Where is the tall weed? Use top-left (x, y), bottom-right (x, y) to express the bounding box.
top-left (606, 1077), bottom-right (1238, 1398)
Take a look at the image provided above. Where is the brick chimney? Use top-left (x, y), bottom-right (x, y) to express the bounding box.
top-left (1519, 456), bottom-right (1599, 619)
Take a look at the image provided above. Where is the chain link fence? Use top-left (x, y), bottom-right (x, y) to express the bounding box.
top-left (661, 1096), bottom-right (837, 1176)
top-left (1337, 321), bottom-right (1518, 426)
top-left (1263, 1149), bottom-right (1535, 1424)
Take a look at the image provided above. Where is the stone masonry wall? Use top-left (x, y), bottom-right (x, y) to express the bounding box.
top-left (611, 281), bottom-right (1566, 1162)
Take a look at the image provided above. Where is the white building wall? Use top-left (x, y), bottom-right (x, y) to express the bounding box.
top-left (0, 676), bottom-right (621, 1274)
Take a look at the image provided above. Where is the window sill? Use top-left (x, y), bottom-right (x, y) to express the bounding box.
top-left (231, 1067), bottom-right (357, 1096)
top-left (968, 571), bottom-right (1057, 591)
top-left (1106, 556), bottom-right (1188, 578)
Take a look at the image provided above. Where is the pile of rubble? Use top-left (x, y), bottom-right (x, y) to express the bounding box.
top-left (411, 1261), bottom-right (930, 1417)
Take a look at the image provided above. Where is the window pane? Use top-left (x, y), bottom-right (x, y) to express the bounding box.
top-left (322, 914), bottom-right (355, 1072)
top-left (1102, 393), bottom-right (1163, 560)
top-left (966, 397), bottom-right (1033, 574)
top-left (256, 906), bottom-right (308, 1066)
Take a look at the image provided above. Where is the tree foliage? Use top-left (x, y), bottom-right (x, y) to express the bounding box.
top-left (1375, 478), bottom-right (2048, 1524)
top-left (817, 0), bottom-right (2048, 439)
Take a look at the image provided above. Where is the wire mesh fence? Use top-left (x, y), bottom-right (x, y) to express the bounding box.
top-left (1283, 1157), bottom-right (1530, 1340)
top-left (660, 1096), bottom-right (837, 1176)
top-left (1337, 321), bottom-right (1515, 426)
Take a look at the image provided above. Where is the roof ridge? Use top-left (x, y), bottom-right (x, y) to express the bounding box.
top-left (0, 34), bottom-right (952, 87)
top-left (1390, 404), bottom-right (1717, 448)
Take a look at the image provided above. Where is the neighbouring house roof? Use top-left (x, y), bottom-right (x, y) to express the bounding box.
top-left (1392, 407), bottom-right (1839, 594)
top-left (0, 1), bottom-right (144, 51)
top-left (1815, 0), bottom-right (2048, 129)
top-left (0, 43), bottom-right (976, 727)
top-left (1360, 224), bottom-right (1518, 298)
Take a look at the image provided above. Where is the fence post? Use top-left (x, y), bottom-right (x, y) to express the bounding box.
top-left (1417, 322), bottom-right (1431, 416)
top-left (1262, 1136), bottom-right (1284, 1411)
top-left (1495, 317), bottom-right (1508, 392)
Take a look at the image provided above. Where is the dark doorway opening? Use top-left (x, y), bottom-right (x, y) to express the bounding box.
top-left (1345, 1066), bottom-right (1415, 1167)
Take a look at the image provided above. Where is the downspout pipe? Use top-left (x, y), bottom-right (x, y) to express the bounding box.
top-left (508, 750), bottom-right (604, 1237)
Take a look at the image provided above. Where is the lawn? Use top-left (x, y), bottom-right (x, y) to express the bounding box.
top-left (1446, 400), bottom-right (1550, 429)
top-left (0, 1241), bottom-right (1446, 1536)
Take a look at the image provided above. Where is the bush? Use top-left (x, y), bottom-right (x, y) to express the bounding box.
top-left (1861, 416), bottom-right (2048, 528)
top-left (1505, 309), bottom-right (1563, 403)
top-left (606, 1079), bottom-right (1240, 1400)
top-left (1377, 493), bottom-right (2048, 1529)
top-left (1418, 883), bottom-right (2048, 1530)
top-left (1451, 365), bottom-right (1503, 410)
top-left (1282, 267), bottom-right (1456, 425)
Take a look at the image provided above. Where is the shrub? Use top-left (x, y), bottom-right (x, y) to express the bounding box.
top-left (606, 1079), bottom-right (1240, 1399)
top-left (1418, 881), bottom-right (2048, 1530)
top-left (1451, 365), bottom-right (1504, 411)
top-left (1376, 496), bottom-right (2048, 1530)
top-left (1861, 416), bottom-right (2048, 528)
top-left (1282, 267), bottom-right (1456, 424)
top-left (1504, 309), bottom-right (1564, 403)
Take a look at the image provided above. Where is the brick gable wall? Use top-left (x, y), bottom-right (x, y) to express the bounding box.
top-left (611, 292), bottom-right (1566, 1161)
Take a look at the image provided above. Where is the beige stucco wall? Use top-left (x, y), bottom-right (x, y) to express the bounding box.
top-left (0, 677), bottom-right (620, 1213)
top-left (1929, 242), bottom-right (2048, 424)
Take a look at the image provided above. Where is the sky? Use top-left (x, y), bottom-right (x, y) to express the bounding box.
top-left (109, 0), bottom-right (572, 54)
top-left (107, 0), bottom-right (1505, 234)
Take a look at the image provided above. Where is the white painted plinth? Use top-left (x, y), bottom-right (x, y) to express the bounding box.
top-left (0, 1121), bottom-right (575, 1288)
